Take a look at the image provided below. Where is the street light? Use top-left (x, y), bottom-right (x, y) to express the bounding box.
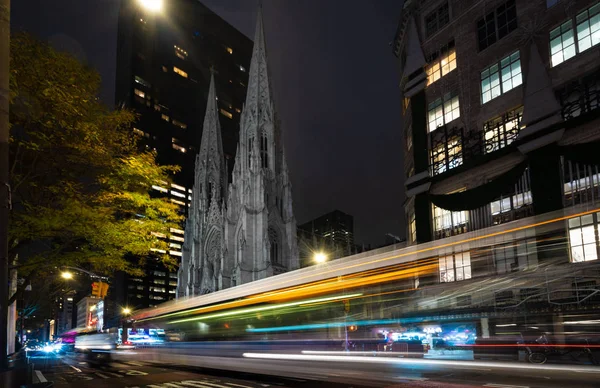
top-left (122, 307), bottom-right (131, 315)
top-left (138, 0), bottom-right (163, 12)
top-left (61, 271), bottom-right (73, 280)
top-left (314, 252), bottom-right (327, 264)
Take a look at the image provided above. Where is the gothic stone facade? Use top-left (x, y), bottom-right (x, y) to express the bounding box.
top-left (178, 9), bottom-right (299, 297)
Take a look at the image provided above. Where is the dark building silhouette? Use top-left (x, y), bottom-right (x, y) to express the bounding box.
top-left (298, 210), bottom-right (355, 267)
top-left (112, 0), bottom-right (252, 310)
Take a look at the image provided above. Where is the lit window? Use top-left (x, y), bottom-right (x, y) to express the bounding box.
top-left (239, 64), bottom-right (246, 72)
top-left (170, 190), bottom-right (186, 198)
top-left (151, 185), bottom-right (168, 193)
top-left (426, 45), bottom-right (456, 86)
top-left (484, 107), bottom-right (523, 153)
top-left (169, 250), bottom-right (183, 257)
top-left (172, 144), bottom-right (186, 153)
top-left (134, 76), bottom-right (151, 88)
top-left (170, 235), bottom-right (185, 242)
top-left (172, 119), bottom-right (187, 129)
top-left (170, 227), bottom-right (185, 235)
top-left (431, 137), bottom-right (462, 175)
top-left (161, 114), bottom-right (170, 122)
top-left (427, 92), bottom-right (460, 132)
top-left (439, 252), bottom-right (472, 282)
top-left (169, 289), bottom-right (176, 294)
top-left (134, 89), bottom-right (145, 98)
top-left (226, 47), bottom-right (233, 54)
top-left (173, 66), bottom-right (188, 78)
top-left (433, 204), bottom-right (468, 236)
top-left (477, 0), bottom-right (517, 51)
top-left (550, 21), bottom-right (576, 66)
top-left (162, 66), bottom-right (168, 72)
top-left (568, 214), bottom-right (599, 262)
top-left (151, 232), bottom-right (167, 238)
top-left (150, 248), bottom-right (167, 254)
top-left (424, 2), bottom-right (449, 37)
top-left (154, 104), bottom-right (161, 111)
top-left (490, 191), bottom-right (532, 215)
top-left (170, 198), bottom-right (186, 206)
top-left (133, 128), bottom-right (150, 138)
top-left (577, 4), bottom-right (600, 53)
top-left (481, 51), bottom-right (521, 104)
top-left (170, 243), bottom-right (182, 249)
top-left (409, 212), bottom-right (416, 243)
top-left (235, 108), bottom-right (241, 113)
top-left (153, 271), bottom-right (167, 276)
top-left (220, 108), bottom-right (233, 119)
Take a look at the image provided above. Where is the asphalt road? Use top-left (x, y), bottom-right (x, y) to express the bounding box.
top-left (29, 350), bottom-right (600, 388)
top-left (32, 353), bottom-right (368, 388)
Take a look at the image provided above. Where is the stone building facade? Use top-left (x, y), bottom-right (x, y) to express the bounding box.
top-left (178, 8), bottom-right (299, 297)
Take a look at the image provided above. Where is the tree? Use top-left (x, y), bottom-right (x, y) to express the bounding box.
top-left (8, 33), bottom-right (183, 280)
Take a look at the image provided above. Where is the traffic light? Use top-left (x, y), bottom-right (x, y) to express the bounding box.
top-left (91, 281), bottom-right (109, 298)
top-left (91, 282), bottom-right (101, 297)
top-left (100, 282), bottom-right (109, 298)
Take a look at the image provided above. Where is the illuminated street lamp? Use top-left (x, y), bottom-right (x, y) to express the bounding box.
top-left (314, 252), bottom-right (327, 264)
top-left (138, 0), bottom-right (163, 12)
top-left (122, 307), bottom-right (132, 315)
top-left (60, 271), bottom-right (73, 280)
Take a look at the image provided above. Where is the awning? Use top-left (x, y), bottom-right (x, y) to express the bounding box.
top-left (429, 162), bottom-right (528, 211)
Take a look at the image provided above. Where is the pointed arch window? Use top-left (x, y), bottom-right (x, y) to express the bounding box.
top-left (248, 136), bottom-right (254, 166)
top-left (269, 228), bottom-right (280, 264)
top-left (260, 133), bottom-right (269, 169)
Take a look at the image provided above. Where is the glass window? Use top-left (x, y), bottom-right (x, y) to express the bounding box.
top-left (431, 138), bottom-right (462, 175)
top-left (484, 107), bottom-right (523, 153)
top-left (134, 89), bottom-right (145, 99)
top-left (220, 108), bottom-right (233, 119)
top-left (439, 252), bottom-right (471, 282)
top-left (481, 51), bottom-right (521, 104)
top-left (173, 66), bottom-right (188, 78)
top-left (568, 214), bottom-right (599, 262)
top-left (477, 1), bottom-right (517, 51)
top-left (426, 41), bottom-right (456, 86)
top-left (433, 205), bottom-right (468, 232)
top-left (425, 2), bottom-right (450, 37)
top-left (576, 3), bottom-right (600, 52)
top-left (428, 92), bottom-right (460, 132)
top-left (550, 21), bottom-right (576, 66)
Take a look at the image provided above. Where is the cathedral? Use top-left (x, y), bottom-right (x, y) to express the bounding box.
top-left (177, 7), bottom-right (299, 297)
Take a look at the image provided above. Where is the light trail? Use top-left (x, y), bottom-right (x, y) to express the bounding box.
top-left (241, 352), bottom-right (600, 373)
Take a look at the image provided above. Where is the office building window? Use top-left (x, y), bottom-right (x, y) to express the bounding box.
top-left (409, 212), bottom-right (416, 243)
top-left (134, 89), bottom-right (145, 99)
top-left (481, 51), bottom-right (522, 104)
top-left (483, 106), bottom-right (523, 153)
top-left (426, 41), bottom-right (456, 86)
top-left (220, 108), bottom-right (233, 119)
top-left (494, 238), bottom-right (537, 274)
top-left (172, 119), bottom-right (187, 129)
top-left (425, 2), bottom-right (449, 37)
top-left (568, 214), bottom-right (599, 262)
top-left (226, 47), bottom-right (233, 54)
top-left (491, 191), bottom-right (532, 216)
top-left (477, 0), bottom-right (517, 51)
top-left (134, 76), bottom-right (151, 88)
top-left (550, 3), bottom-right (600, 67)
top-left (433, 205), bottom-right (468, 236)
top-left (439, 252), bottom-right (471, 282)
top-left (428, 92), bottom-right (460, 132)
top-left (431, 137), bottom-right (462, 175)
top-left (173, 66), bottom-right (188, 78)
top-left (161, 114), bottom-right (170, 122)
top-left (550, 21), bottom-right (576, 66)
top-left (172, 144), bottom-right (186, 153)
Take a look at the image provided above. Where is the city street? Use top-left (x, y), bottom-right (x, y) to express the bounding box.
top-left (29, 350), bottom-right (600, 388)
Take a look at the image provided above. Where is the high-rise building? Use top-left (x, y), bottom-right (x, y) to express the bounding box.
top-left (178, 6), bottom-right (299, 297)
top-left (298, 210), bottom-right (355, 267)
top-left (114, 0), bottom-right (253, 308)
top-left (393, 0), bottom-right (600, 254)
top-left (75, 296), bottom-right (101, 329)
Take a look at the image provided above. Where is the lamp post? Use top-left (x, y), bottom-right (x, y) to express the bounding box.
top-left (138, 0), bottom-right (163, 12)
top-left (313, 252), bottom-right (327, 264)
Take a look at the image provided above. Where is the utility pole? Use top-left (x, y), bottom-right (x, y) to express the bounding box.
top-left (0, 0), bottom-right (10, 370)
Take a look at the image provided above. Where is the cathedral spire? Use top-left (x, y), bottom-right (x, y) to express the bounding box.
top-left (243, 4), bottom-right (274, 127)
top-left (196, 71), bottom-right (226, 204)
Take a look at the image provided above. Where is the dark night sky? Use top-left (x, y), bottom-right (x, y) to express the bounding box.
top-left (12, 0), bottom-right (405, 247)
